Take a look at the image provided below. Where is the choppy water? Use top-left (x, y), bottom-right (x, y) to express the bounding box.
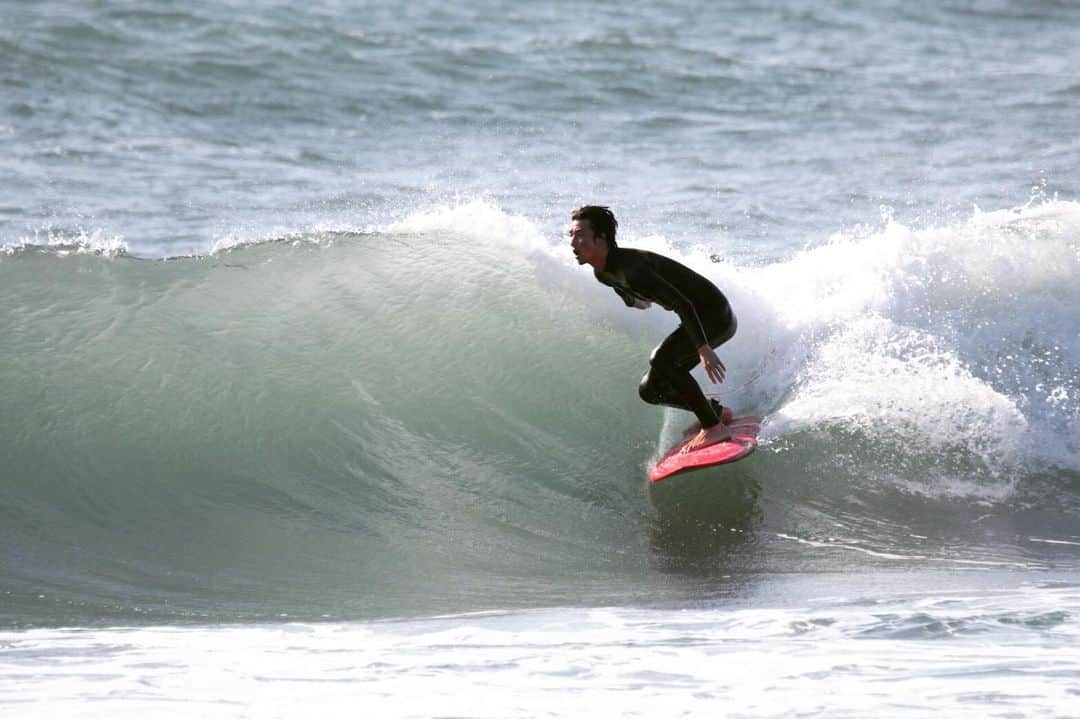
top-left (3, 0), bottom-right (1079, 715)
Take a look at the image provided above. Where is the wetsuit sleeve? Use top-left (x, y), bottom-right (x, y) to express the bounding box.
top-left (594, 269), bottom-right (639, 307)
top-left (637, 261), bottom-right (710, 348)
top-left (612, 286), bottom-right (637, 307)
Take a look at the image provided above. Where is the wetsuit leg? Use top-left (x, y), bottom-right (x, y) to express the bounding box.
top-left (638, 313), bottom-right (737, 428)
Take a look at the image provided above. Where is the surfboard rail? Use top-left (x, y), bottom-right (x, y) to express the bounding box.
top-left (647, 415), bottom-right (760, 483)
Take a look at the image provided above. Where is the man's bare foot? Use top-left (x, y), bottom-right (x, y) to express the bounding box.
top-left (681, 424), bottom-right (731, 454)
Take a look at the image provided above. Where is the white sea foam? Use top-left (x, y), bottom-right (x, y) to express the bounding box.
top-left (2, 227), bottom-right (128, 256)
top-left (760, 201), bottom-right (1079, 470)
top-left (3, 589), bottom-right (1078, 718)
top-left (377, 197), bottom-right (548, 251)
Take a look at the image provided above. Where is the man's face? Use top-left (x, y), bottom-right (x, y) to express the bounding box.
top-left (569, 218), bottom-right (603, 265)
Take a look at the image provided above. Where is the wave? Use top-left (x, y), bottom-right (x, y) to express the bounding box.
top-left (754, 199), bottom-right (1080, 477)
top-left (2, 199), bottom-right (1079, 624)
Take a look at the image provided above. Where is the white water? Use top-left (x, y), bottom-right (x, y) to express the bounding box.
top-left (5, 577), bottom-right (1079, 718)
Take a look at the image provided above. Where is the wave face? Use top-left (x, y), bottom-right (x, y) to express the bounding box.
top-left (2, 200), bottom-right (1080, 625)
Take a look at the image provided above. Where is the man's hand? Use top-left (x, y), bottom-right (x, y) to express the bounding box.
top-left (632, 299), bottom-right (652, 310)
top-left (698, 345), bottom-right (726, 384)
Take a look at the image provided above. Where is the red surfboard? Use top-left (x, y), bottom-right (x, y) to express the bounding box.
top-left (648, 415), bottom-right (760, 483)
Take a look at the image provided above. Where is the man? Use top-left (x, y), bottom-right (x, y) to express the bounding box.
top-left (569, 205), bottom-right (736, 452)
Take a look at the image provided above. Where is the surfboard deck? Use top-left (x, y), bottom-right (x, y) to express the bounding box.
top-left (648, 415), bottom-right (760, 483)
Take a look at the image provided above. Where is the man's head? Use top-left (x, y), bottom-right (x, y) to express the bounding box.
top-left (569, 205), bottom-right (617, 268)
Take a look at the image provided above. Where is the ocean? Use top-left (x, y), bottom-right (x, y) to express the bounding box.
top-left (2, 0), bottom-right (1079, 716)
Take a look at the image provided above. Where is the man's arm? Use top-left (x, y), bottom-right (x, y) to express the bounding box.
top-left (613, 286), bottom-right (651, 310)
top-left (637, 256), bottom-right (725, 383)
top-left (640, 264), bottom-right (710, 348)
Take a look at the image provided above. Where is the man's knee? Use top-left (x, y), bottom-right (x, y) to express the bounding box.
top-left (638, 370), bottom-right (663, 405)
top-left (648, 342), bottom-right (679, 373)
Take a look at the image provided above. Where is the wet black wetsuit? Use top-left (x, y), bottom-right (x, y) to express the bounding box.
top-left (594, 247), bottom-right (736, 429)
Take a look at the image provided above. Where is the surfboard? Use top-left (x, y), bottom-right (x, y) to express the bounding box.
top-left (648, 415), bottom-right (760, 483)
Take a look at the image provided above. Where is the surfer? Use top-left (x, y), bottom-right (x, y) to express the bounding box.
top-left (570, 205), bottom-right (737, 452)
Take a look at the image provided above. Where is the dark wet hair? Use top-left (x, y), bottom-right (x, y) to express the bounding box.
top-left (571, 205), bottom-right (618, 250)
